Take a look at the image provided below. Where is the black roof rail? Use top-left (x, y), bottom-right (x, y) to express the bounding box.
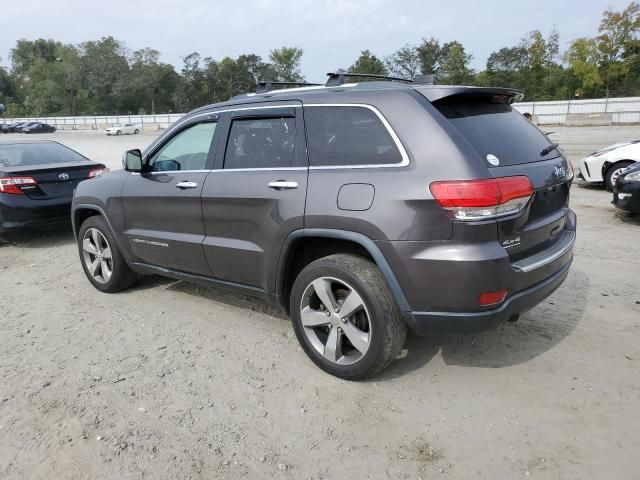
top-left (256, 81), bottom-right (323, 94)
top-left (325, 72), bottom-right (413, 86)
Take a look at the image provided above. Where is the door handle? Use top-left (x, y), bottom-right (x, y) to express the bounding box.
top-left (175, 181), bottom-right (198, 189)
top-left (268, 180), bottom-right (298, 190)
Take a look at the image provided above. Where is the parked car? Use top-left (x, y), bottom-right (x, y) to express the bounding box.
top-left (105, 123), bottom-right (140, 136)
top-left (1, 122), bottom-right (26, 133)
top-left (612, 162), bottom-right (640, 214)
top-left (22, 123), bottom-right (56, 134)
top-left (0, 140), bottom-right (107, 232)
top-left (72, 76), bottom-right (576, 379)
top-left (6, 122), bottom-right (37, 133)
top-left (578, 140), bottom-right (639, 190)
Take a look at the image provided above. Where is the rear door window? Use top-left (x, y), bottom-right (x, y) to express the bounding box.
top-left (433, 96), bottom-right (558, 166)
top-left (304, 106), bottom-right (404, 167)
top-left (223, 117), bottom-right (296, 169)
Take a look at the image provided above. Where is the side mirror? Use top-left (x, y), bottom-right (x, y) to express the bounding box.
top-left (123, 149), bottom-right (143, 172)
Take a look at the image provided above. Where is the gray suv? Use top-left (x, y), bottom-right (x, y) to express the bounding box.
top-left (72, 75), bottom-right (576, 379)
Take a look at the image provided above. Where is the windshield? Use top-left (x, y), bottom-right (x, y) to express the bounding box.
top-left (0, 142), bottom-right (88, 167)
top-left (433, 95), bottom-right (560, 166)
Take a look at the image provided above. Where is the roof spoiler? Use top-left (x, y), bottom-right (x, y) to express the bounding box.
top-left (417, 86), bottom-right (524, 103)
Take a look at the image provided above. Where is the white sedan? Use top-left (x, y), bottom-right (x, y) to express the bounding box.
top-left (105, 123), bottom-right (141, 136)
top-left (578, 140), bottom-right (640, 190)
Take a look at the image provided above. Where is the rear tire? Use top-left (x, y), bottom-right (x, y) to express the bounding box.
top-left (78, 216), bottom-right (137, 293)
top-left (605, 161), bottom-right (633, 191)
top-left (134, 129), bottom-right (139, 134)
top-left (290, 254), bottom-right (406, 380)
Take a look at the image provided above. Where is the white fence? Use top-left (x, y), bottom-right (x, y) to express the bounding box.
top-left (513, 96), bottom-right (640, 125)
top-left (0, 113), bottom-right (185, 130)
top-left (3, 96), bottom-right (640, 127)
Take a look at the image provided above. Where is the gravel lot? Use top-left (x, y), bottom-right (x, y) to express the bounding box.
top-left (1, 126), bottom-right (639, 479)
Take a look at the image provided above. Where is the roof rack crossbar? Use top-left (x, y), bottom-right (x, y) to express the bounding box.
top-left (256, 81), bottom-right (323, 94)
top-left (325, 72), bottom-right (413, 86)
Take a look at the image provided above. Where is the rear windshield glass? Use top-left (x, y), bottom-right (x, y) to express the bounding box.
top-left (433, 96), bottom-right (559, 166)
top-left (0, 142), bottom-right (88, 167)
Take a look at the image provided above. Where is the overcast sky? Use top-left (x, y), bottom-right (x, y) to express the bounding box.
top-left (0, 0), bottom-right (631, 80)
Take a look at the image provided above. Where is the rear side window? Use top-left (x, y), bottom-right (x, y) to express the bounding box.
top-left (304, 106), bottom-right (403, 167)
top-left (224, 117), bottom-right (296, 169)
top-left (434, 96), bottom-right (558, 166)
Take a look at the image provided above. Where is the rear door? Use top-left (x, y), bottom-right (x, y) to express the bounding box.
top-left (200, 103), bottom-right (307, 291)
top-left (121, 114), bottom-right (219, 275)
top-left (432, 94), bottom-right (573, 258)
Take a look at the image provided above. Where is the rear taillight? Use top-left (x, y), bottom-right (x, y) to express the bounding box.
top-left (430, 176), bottom-right (534, 221)
top-left (0, 176), bottom-right (38, 195)
top-left (88, 167), bottom-right (109, 178)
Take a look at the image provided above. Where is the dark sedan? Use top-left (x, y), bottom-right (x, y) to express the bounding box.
top-left (1, 122), bottom-right (30, 133)
top-left (23, 123), bottom-right (56, 134)
top-left (613, 162), bottom-right (640, 214)
top-left (0, 140), bottom-right (108, 232)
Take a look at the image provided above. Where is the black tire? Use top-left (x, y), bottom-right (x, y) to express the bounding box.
top-left (77, 215), bottom-right (137, 293)
top-left (116, 130), bottom-right (121, 136)
top-left (604, 160), bottom-right (633, 191)
top-left (290, 253), bottom-right (406, 380)
top-left (134, 129), bottom-right (139, 134)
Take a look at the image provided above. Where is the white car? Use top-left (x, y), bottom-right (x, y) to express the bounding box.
top-left (578, 140), bottom-right (640, 190)
top-left (105, 123), bottom-right (141, 136)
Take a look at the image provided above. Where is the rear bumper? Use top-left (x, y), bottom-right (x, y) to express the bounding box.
top-left (406, 258), bottom-right (572, 335)
top-left (0, 193), bottom-right (71, 232)
top-left (380, 209), bottom-right (576, 335)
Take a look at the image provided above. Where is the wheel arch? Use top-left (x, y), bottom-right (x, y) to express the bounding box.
top-left (275, 229), bottom-right (412, 316)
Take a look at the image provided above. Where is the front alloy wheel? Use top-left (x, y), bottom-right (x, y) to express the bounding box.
top-left (82, 228), bottom-right (113, 284)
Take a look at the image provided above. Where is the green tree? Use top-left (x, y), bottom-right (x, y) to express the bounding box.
top-left (597, 2), bottom-right (640, 96)
top-left (438, 41), bottom-right (474, 84)
top-left (416, 37), bottom-right (442, 76)
top-left (269, 47), bottom-right (304, 82)
top-left (564, 38), bottom-right (602, 97)
top-left (349, 50), bottom-right (388, 75)
top-left (385, 45), bottom-right (420, 79)
top-left (80, 36), bottom-right (130, 113)
top-left (129, 48), bottom-right (176, 113)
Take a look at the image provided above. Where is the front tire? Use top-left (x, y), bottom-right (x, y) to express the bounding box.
top-left (78, 216), bottom-right (137, 293)
top-left (116, 130), bottom-right (121, 136)
top-left (290, 254), bottom-right (406, 380)
top-left (605, 161), bottom-right (633, 191)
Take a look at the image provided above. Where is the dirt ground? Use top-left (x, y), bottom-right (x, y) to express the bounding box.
top-left (1, 127), bottom-right (639, 479)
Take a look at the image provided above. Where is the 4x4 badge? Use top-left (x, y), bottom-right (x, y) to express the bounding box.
top-left (486, 154), bottom-right (500, 166)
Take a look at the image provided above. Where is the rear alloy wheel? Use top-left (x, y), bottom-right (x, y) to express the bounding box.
top-left (290, 254), bottom-right (406, 379)
top-left (605, 161), bottom-right (633, 191)
top-left (78, 216), bottom-right (137, 293)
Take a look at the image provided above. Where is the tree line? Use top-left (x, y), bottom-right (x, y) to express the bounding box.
top-left (0, 2), bottom-right (638, 117)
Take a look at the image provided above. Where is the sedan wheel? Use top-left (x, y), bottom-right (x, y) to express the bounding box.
top-left (82, 228), bottom-right (113, 284)
top-left (300, 276), bottom-right (371, 365)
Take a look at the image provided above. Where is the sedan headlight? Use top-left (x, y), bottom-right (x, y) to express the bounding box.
top-left (625, 171), bottom-right (640, 181)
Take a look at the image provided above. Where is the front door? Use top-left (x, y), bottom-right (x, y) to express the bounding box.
top-left (201, 104), bottom-right (308, 291)
top-left (122, 116), bottom-right (219, 275)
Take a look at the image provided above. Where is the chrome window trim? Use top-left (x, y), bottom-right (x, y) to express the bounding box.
top-left (303, 103), bottom-right (410, 170)
top-left (145, 104), bottom-right (302, 155)
top-left (215, 167), bottom-right (307, 173)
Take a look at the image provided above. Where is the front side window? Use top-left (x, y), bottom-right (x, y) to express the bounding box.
top-left (304, 106), bottom-right (403, 167)
top-left (224, 117), bottom-right (296, 169)
top-left (149, 122), bottom-right (216, 172)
